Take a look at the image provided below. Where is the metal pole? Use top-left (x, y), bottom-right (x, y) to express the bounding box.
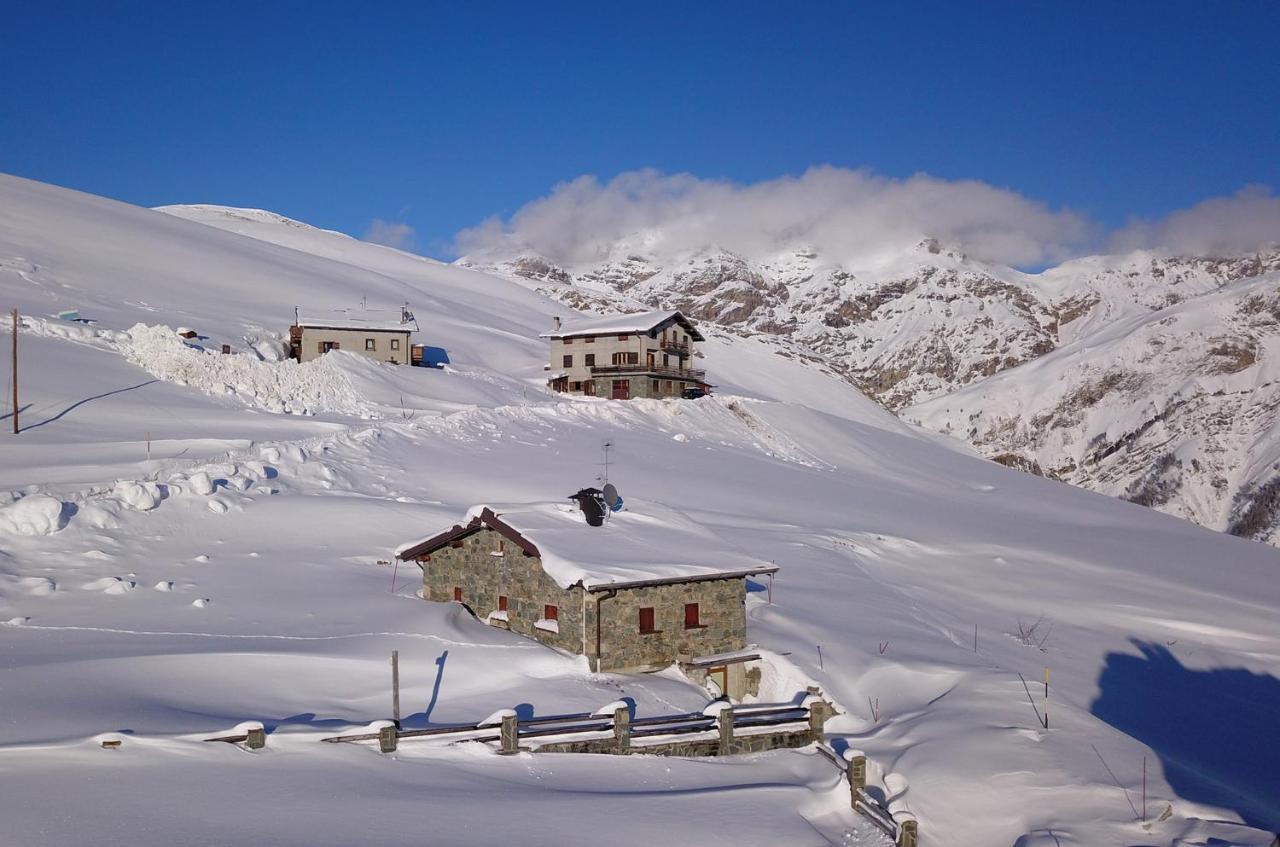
top-left (10, 309), bottom-right (17, 435)
top-left (391, 650), bottom-right (401, 729)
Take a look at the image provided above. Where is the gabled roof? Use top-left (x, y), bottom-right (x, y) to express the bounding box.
top-left (395, 500), bottom-right (777, 591)
top-left (539, 309), bottom-right (704, 342)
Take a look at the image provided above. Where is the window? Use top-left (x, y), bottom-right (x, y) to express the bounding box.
top-left (563, 336), bottom-right (573, 344)
top-left (665, 381), bottom-right (673, 392)
top-left (319, 341), bottom-right (339, 354)
top-left (639, 607), bottom-right (656, 633)
top-left (617, 334), bottom-right (629, 341)
top-left (498, 595), bottom-right (508, 612)
top-left (584, 353), bottom-right (595, 367)
top-left (391, 339), bottom-right (400, 350)
top-left (663, 354), bottom-right (670, 366)
top-left (544, 604), bottom-right (558, 621)
top-left (365, 338), bottom-right (376, 351)
top-left (684, 603), bottom-right (702, 629)
top-left (563, 354), bottom-right (573, 368)
top-left (570, 380), bottom-right (582, 391)
top-left (453, 587), bottom-right (462, 602)
top-left (585, 336), bottom-right (595, 344)
top-left (611, 352), bottom-right (639, 366)
top-left (651, 380), bottom-right (659, 393)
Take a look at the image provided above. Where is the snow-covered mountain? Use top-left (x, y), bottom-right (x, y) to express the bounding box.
top-left (459, 241), bottom-right (1280, 545)
top-left (2, 174), bottom-right (1278, 847)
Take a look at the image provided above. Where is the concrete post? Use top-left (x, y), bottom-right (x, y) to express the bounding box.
top-left (499, 712), bottom-right (519, 755)
top-left (246, 727), bottom-right (266, 750)
top-left (896, 815), bottom-right (918, 847)
top-left (378, 725), bottom-right (398, 754)
top-left (613, 705), bottom-right (631, 754)
top-left (717, 706), bottom-right (734, 755)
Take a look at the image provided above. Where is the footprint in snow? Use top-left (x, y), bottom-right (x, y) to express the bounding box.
top-left (18, 576), bottom-right (56, 596)
top-left (81, 576), bottom-right (136, 594)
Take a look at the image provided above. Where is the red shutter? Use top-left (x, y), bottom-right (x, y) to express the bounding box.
top-left (684, 603), bottom-right (700, 628)
top-left (544, 604), bottom-right (558, 621)
top-left (453, 587), bottom-right (462, 602)
top-left (498, 595), bottom-right (508, 612)
top-left (639, 607), bottom-right (655, 633)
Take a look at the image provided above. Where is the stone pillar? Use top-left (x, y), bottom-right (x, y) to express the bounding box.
top-left (808, 699), bottom-right (831, 743)
top-left (246, 727), bottom-right (266, 750)
top-left (896, 815), bottom-right (918, 847)
top-left (613, 705), bottom-right (631, 754)
top-left (378, 725), bottom-right (398, 753)
top-left (845, 750), bottom-right (867, 806)
top-left (499, 712), bottom-right (519, 755)
top-left (717, 706), bottom-right (734, 755)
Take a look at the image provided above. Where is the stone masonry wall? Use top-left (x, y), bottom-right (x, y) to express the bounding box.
top-left (417, 528), bottom-right (585, 655)
top-left (418, 528), bottom-right (748, 672)
top-left (597, 577), bottom-right (746, 672)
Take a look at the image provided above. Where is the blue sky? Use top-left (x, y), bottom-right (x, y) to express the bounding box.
top-left (2, 2), bottom-right (1277, 258)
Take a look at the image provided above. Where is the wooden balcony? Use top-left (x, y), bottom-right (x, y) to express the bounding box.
top-left (591, 364), bottom-right (706, 381)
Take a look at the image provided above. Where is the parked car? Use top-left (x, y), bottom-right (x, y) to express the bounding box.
top-left (681, 386), bottom-right (709, 399)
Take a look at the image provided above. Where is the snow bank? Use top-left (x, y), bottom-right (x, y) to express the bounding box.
top-left (120, 324), bottom-right (369, 416)
top-left (0, 495), bottom-right (68, 536)
top-left (112, 481), bottom-right (162, 511)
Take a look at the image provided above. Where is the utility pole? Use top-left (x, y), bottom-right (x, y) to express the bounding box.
top-left (10, 309), bottom-right (17, 435)
top-left (391, 650), bottom-right (401, 729)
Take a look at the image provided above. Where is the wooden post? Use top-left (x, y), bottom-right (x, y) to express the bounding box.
top-left (391, 650), bottom-right (401, 729)
top-left (613, 705), bottom-right (630, 754)
top-left (246, 727), bottom-right (266, 750)
top-left (499, 712), bottom-right (519, 754)
top-left (10, 309), bottom-right (17, 435)
top-left (716, 705), bottom-right (734, 755)
top-left (378, 724), bottom-right (398, 753)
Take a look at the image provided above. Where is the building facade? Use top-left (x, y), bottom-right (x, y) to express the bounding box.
top-left (289, 308), bottom-right (417, 365)
top-left (541, 310), bottom-right (708, 399)
top-left (395, 508), bottom-right (776, 676)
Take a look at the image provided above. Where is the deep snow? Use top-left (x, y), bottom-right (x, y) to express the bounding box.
top-left (1, 174), bottom-right (1277, 846)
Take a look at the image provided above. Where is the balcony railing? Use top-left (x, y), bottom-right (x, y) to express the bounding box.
top-left (659, 340), bottom-right (691, 355)
top-left (591, 364), bottom-right (706, 381)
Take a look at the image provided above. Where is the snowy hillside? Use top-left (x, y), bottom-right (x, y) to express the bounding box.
top-left (460, 239), bottom-right (1280, 547)
top-left (2, 174), bottom-right (1278, 846)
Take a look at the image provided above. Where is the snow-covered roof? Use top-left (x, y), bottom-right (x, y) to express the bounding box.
top-left (296, 309), bottom-right (418, 332)
top-left (396, 500), bottom-right (777, 591)
top-left (539, 309), bottom-right (704, 341)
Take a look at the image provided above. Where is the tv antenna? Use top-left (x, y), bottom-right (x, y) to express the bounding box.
top-left (601, 440), bottom-right (614, 486)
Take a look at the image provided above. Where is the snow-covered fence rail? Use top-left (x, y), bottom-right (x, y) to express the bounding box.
top-left (815, 744), bottom-right (919, 847)
top-left (320, 694), bottom-right (827, 757)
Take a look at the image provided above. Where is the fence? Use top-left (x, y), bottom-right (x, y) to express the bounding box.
top-left (318, 692), bottom-right (920, 846)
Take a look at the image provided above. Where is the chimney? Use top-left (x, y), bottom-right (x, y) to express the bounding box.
top-left (552, 316), bottom-right (561, 331)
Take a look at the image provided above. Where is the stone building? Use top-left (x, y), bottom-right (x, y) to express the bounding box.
top-left (541, 310), bottom-right (709, 399)
top-left (394, 502), bottom-right (777, 690)
top-left (289, 307), bottom-right (417, 364)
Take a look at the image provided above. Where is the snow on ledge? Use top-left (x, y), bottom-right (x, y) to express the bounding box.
top-left (533, 618), bottom-right (559, 634)
top-left (486, 610), bottom-right (509, 624)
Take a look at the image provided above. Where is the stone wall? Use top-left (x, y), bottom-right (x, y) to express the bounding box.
top-left (417, 527), bottom-right (586, 655)
top-left (416, 528), bottom-right (750, 672)
top-left (597, 578), bottom-right (747, 672)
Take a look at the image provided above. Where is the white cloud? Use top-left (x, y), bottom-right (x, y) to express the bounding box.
top-left (363, 218), bottom-right (416, 251)
top-left (1108, 186), bottom-right (1280, 256)
top-left (454, 166), bottom-right (1095, 269)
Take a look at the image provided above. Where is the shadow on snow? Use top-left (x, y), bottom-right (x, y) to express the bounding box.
top-left (1090, 640), bottom-right (1278, 832)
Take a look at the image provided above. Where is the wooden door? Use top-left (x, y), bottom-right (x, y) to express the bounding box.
top-left (611, 379), bottom-right (630, 400)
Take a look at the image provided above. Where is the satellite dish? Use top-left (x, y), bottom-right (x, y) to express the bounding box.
top-left (602, 483), bottom-right (619, 509)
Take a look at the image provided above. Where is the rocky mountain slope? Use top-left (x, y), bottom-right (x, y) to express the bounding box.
top-left (459, 243), bottom-right (1280, 544)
